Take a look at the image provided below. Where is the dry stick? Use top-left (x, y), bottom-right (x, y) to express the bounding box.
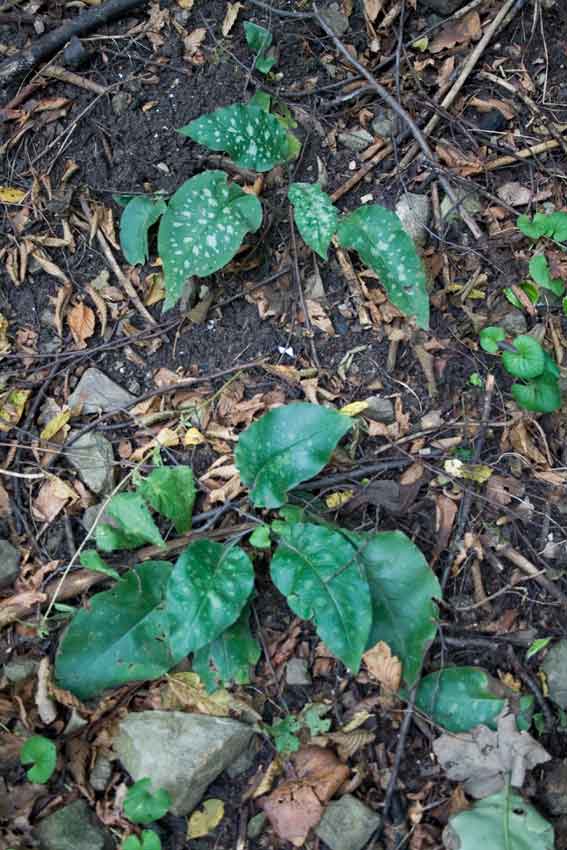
top-left (313, 5), bottom-right (481, 240)
top-left (40, 64), bottom-right (107, 96)
top-left (0, 0), bottom-right (148, 86)
top-left (289, 206), bottom-right (321, 369)
top-left (95, 228), bottom-right (156, 326)
top-left (496, 544), bottom-right (567, 606)
top-left (506, 644), bottom-right (554, 732)
top-left (481, 138), bottom-right (562, 173)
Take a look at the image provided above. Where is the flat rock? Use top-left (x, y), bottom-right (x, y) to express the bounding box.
top-left (0, 539), bottom-right (20, 589)
top-left (286, 658), bottom-right (312, 686)
top-left (542, 640), bottom-right (567, 709)
top-left (315, 794), bottom-right (382, 850)
top-left (4, 657), bottom-right (38, 683)
top-left (500, 310), bottom-right (528, 337)
top-left (34, 800), bottom-right (114, 850)
top-left (114, 711), bottom-right (255, 815)
top-left (66, 432), bottom-right (115, 495)
top-left (395, 193), bottom-right (431, 247)
top-left (68, 368), bottom-right (135, 415)
top-left (338, 128), bottom-right (374, 152)
top-left (320, 3), bottom-right (349, 36)
top-left (365, 396), bottom-right (395, 424)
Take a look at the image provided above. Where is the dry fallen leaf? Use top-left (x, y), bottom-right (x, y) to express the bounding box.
top-left (0, 389), bottom-right (31, 432)
top-left (184, 27), bottom-right (206, 57)
top-left (363, 641), bottom-right (402, 696)
top-left (363, 0), bottom-right (383, 22)
top-left (67, 302), bottom-right (95, 348)
top-left (32, 476), bottom-right (78, 523)
top-left (35, 658), bottom-right (57, 725)
top-left (430, 11), bottom-right (481, 53)
top-left (187, 799), bottom-right (224, 839)
top-left (327, 729), bottom-right (375, 760)
top-left (0, 186), bottom-right (26, 204)
top-left (222, 1), bottom-right (242, 36)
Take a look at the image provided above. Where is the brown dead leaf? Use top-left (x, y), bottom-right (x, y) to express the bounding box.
top-left (53, 282), bottom-right (72, 337)
top-left (251, 757), bottom-right (284, 799)
top-left (304, 299), bottom-right (335, 335)
top-left (35, 658), bottom-right (57, 725)
top-left (363, 0), bottom-right (383, 21)
top-left (430, 11), bottom-right (481, 53)
top-left (87, 284), bottom-right (108, 337)
top-left (509, 421), bottom-right (547, 466)
top-left (30, 247), bottom-right (69, 283)
top-left (363, 641), bottom-right (402, 696)
top-left (485, 475), bottom-right (524, 507)
top-left (184, 27), bottom-right (206, 57)
top-left (468, 96), bottom-right (515, 121)
top-left (32, 476), bottom-right (78, 523)
top-left (161, 673), bottom-right (231, 716)
top-left (222, 2), bottom-right (242, 36)
top-left (67, 302), bottom-right (95, 348)
top-left (432, 493), bottom-right (457, 564)
top-left (327, 729), bottom-right (375, 760)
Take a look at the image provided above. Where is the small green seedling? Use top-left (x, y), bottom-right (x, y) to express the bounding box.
top-left (122, 831), bottom-right (162, 850)
top-left (244, 21), bottom-right (277, 74)
top-left (123, 778), bottom-right (172, 824)
top-left (480, 327), bottom-right (561, 413)
top-left (508, 212), bottom-right (567, 311)
top-left (468, 372), bottom-right (483, 388)
top-left (269, 715), bottom-right (302, 754)
top-left (20, 735), bottom-right (57, 784)
top-left (526, 637), bottom-right (552, 659)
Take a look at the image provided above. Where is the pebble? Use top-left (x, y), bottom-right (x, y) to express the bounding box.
top-left (0, 539), bottom-right (20, 589)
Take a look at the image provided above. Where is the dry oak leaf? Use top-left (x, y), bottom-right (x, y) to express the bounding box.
top-left (363, 641), bottom-right (402, 695)
top-left (430, 11), bottom-right (481, 53)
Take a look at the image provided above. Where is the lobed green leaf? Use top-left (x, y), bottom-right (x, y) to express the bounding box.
top-left (124, 778), bottom-right (172, 824)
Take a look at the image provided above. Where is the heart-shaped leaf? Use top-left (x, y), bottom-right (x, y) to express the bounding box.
top-left (178, 104), bottom-right (290, 171)
top-left (502, 335), bottom-right (544, 379)
top-left (20, 735), bottom-right (57, 784)
top-left (79, 549), bottom-right (120, 580)
top-left (166, 540), bottom-right (254, 658)
top-left (158, 170), bottom-right (262, 310)
top-left (193, 606), bottom-right (261, 692)
top-left (55, 561), bottom-right (175, 699)
top-left (288, 182), bottom-right (338, 259)
top-left (244, 21), bottom-right (276, 73)
top-left (479, 326), bottom-right (506, 354)
top-left (95, 492), bottom-right (164, 552)
top-left (528, 255), bottom-right (565, 296)
top-left (512, 375), bottom-right (561, 413)
top-left (415, 667), bottom-right (533, 733)
top-left (119, 196), bottom-right (167, 266)
top-left (337, 204), bottom-right (429, 329)
top-left (124, 778), bottom-right (172, 824)
top-left (123, 830), bottom-right (162, 850)
top-left (517, 212), bottom-right (555, 240)
top-left (271, 522), bottom-right (372, 672)
top-left (235, 402), bottom-right (352, 508)
top-left (138, 466), bottom-right (196, 534)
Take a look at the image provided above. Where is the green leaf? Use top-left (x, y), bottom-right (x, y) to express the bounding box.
top-left (337, 204), bottom-right (429, 329)
top-left (511, 375), bottom-right (561, 413)
top-left (270, 715), bottom-right (302, 754)
top-left (158, 170), bottom-right (262, 311)
top-left (446, 787), bottom-right (554, 850)
top-left (55, 561), bottom-right (175, 699)
top-left (192, 606), bottom-right (260, 692)
top-left (479, 325), bottom-right (506, 354)
top-left (138, 466), bottom-right (196, 534)
top-left (517, 212), bottom-right (555, 239)
top-left (249, 90), bottom-right (271, 111)
top-left (124, 778), bottom-right (171, 824)
top-left (526, 637), bottom-right (552, 660)
top-left (347, 530), bottom-right (440, 688)
top-left (119, 196), bottom-right (167, 266)
top-left (301, 703), bottom-right (331, 736)
top-left (95, 493), bottom-right (164, 553)
top-left (415, 667), bottom-right (534, 732)
top-left (504, 282), bottom-right (539, 310)
top-left (178, 104), bottom-right (290, 171)
top-left (548, 211), bottom-right (567, 241)
top-left (271, 522), bottom-right (371, 672)
top-left (502, 335), bottom-right (545, 379)
top-left (79, 550), bottom-right (120, 581)
top-left (528, 254), bottom-right (565, 296)
top-left (244, 21), bottom-right (276, 73)
top-left (20, 735), bottom-right (56, 784)
top-left (288, 182), bottom-right (339, 259)
top-left (235, 402), bottom-right (352, 508)
top-left (166, 540), bottom-right (255, 659)
top-left (123, 830), bottom-right (162, 850)
top-left (249, 525), bottom-right (271, 548)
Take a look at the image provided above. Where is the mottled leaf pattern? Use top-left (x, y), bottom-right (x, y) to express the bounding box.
top-left (288, 182), bottom-right (338, 259)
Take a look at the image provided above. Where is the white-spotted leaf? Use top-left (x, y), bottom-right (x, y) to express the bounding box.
top-left (158, 170), bottom-right (262, 310)
top-left (288, 182), bottom-right (338, 259)
top-left (337, 205), bottom-right (429, 329)
top-left (178, 103), bottom-right (290, 171)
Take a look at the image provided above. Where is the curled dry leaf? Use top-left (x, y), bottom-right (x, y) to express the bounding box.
top-left (32, 476), bottom-right (78, 523)
top-left (222, 1), bottom-right (242, 36)
top-left (35, 658), bottom-right (57, 725)
top-left (327, 730), bottom-right (376, 760)
top-left (67, 302), bottom-right (95, 348)
top-left (430, 11), bottom-right (481, 53)
top-left (363, 641), bottom-right (402, 698)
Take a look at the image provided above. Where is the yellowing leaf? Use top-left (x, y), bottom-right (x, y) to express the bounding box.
top-left (156, 427), bottom-right (179, 447)
top-left (188, 799), bottom-right (225, 839)
top-left (162, 672), bottom-right (231, 716)
top-left (412, 36), bottom-right (429, 51)
top-left (325, 490), bottom-right (354, 509)
top-left (184, 427), bottom-right (206, 446)
top-left (40, 408), bottom-right (71, 441)
top-left (444, 459), bottom-right (493, 484)
top-left (222, 1), bottom-right (242, 36)
top-left (177, 0), bottom-right (194, 7)
top-left (0, 389), bottom-right (30, 432)
top-left (67, 302), bottom-right (95, 348)
top-left (145, 272), bottom-right (165, 306)
top-left (0, 313), bottom-right (10, 356)
top-left (340, 400), bottom-right (369, 417)
top-left (0, 185), bottom-right (27, 204)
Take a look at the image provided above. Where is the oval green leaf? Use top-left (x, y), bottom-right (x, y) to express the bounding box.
top-left (502, 335), bottom-right (544, 379)
top-left (479, 325), bottom-right (506, 354)
top-left (192, 605), bottom-right (261, 692)
top-left (415, 666), bottom-right (533, 732)
top-left (55, 561), bottom-right (175, 699)
top-left (337, 204), bottom-right (429, 329)
top-left (124, 778), bottom-right (172, 824)
top-left (529, 254), bottom-right (565, 296)
top-left (120, 196), bottom-right (167, 266)
top-left (138, 466), bottom-right (196, 534)
top-left (158, 170), bottom-right (262, 310)
top-left (95, 492), bottom-right (164, 553)
top-left (270, 522), bottom-right (372, 672)
top-left (166, 540), bottom-right (255, 659)
top-left (517, 212), bottom-right (555, 239)
top-left (244, 21), bottom-right (276, 74)
top-left (20, 735), bottom-right (57, 784)
top-left (235, 402), bottom-right (352, 508)
top-left (178, 104), bottom-right (290, 171)
top-left (288, 182), bottom-right (338, 259)
top-left (123, 831), bottom-right (162, 850)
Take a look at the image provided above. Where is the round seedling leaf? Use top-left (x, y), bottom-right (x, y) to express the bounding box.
top-left (124, 778), bottom-right (172, 824)
top-left (123, 831), bottom-right (162, 850)
top-left (158, 170), bottom-right (262, 311)
top-left (119, 196), bottom-right (167, 266)
top-left (511, 375), bottom-right (561, 413)
top-left (517, 212), bottom-right (555, 240)
top-left (20, 735), bottom-right (57, 784)
top-left (479, 326), bottom-right (506, 354)
top-left (502, 335), bottom-right (545, 379)
top-left (288, 182), bottom-right (338, 259)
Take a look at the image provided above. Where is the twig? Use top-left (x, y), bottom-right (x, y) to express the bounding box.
top-left (506, 645), bottom-right (554, 732)
top-left (481, 138), bottom-right (563, 172)
top-left (313, 5), bottom-right (482, 240)
top-left (383, 675), bottom-right (420, 821)
top-left (289, 206), bottom-right (320, 369)
top-left (331, 142), bottom-right (393, 203)
top-left (496, 544), bottom-right (567, 606)
top-left (334, 243), bottom-right (371, 326)
top-left (93, 224), bottom-right (157, 326)
top-left (245, 0), bottom-right (313, 19)
top-left (40, 64), bottom-right (107, 96)
top-left (0, 468), bottom-right (44, 479)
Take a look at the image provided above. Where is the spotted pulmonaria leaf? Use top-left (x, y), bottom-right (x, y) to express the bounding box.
top-left (158, 170), bottom-right (262, 310)
top-left (337, 205), bottom-right (429, 329)
top-left (178, 103), bottom-right (291, 171)
top-left (288, 182), bottom-right (338, 259)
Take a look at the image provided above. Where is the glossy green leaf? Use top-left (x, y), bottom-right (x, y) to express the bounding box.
top-left (271, 522), bottom-right (371, 672)
top-left (446, 787), bottom-right (554, 850)
top-left (337, 204), bottom-right (429, 329)
top-left (192, 606), bottom-right (260, 692)
top-left (479, 325), bottom-right (506, 354)
top-left (79, 549), bottom-right (120, 581)
top-left (166, 540), bottom-right (254, 659)
top-left (123, 830), bottom-right (162, 850)
top-left (288, 182), bottom-right (338, 259)
top-left (55, 561), bottom-right (175, 699)
top-left (124, 778), bottom-right (171, 824)
top-left (415, 667), bottom-right (533, 732)
top-left (95, 493), bottom-right (164, 553)
top-left (138, 466), bottom-right (196, 534)
top-left (526, 637), bottom-right (552, 660)
top-left (244, 21), bottom-right (276, 73)
top-left (235, 402), bottom-right (352, 508)
top-left (517, 213), bottom-right (556, 240)
top-left (20, 735), bottom-right (57, 784)
top-left (528, 255), bottom-right (565, 296)
top-left (347, 530), bottom-right (440, 687)
top-left (119, 196), bottom-right (167, 266)
top-left (249, 525), bottom-right (271, 548)
top-left (178, 104), bottom-right (290, 171)
top-left (502, 335), bottom-right (544, 379)
top-left (511, 375), bottom-right (561, 413)
top-left (158, 170), bottom-right (262, 310)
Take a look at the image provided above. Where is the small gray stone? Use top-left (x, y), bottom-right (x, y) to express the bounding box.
top-left (372, 108), bottom-right (399, 138)
top-left (90, 755), bottom-right (113, 792)
top-left (320, 3), bottom-right (349, 36)
top-left (395, 193), bottom-right (431, 247)
top-left (338, 128), bottom-right (374, 152)
top-left (114, 711), bottom-right (255, 815)
top-left (82, 504), bottom-right (112, 532)
top-left (68, 368), bottom-right (135, 415)
top-left (365, 396), bottom-right (395, 424)
top-left (0, 539), bottom-right (20, 589)
top-left (111, 92), bottom-right (130, 116)
top-left (541, 760), bottom-right (567, 815)
top-left (66, 432), bottom-right (114, 495)
top-left (441, 187), bottom-right (482, 221)
top-left (247, 812), bottom-right (267, 840)
top-left (286, 658), bottom-right (312, 686)
top-left (542, 640), bottom-right (567, 709)
top-left (34, 800), bottom-right (114, 850)
top-left (4, 657), bottom-right (38, 683)
top-left (315, 795), bottom-right (382, 850)
top-left (500, 310), bottom-right (527, 337)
